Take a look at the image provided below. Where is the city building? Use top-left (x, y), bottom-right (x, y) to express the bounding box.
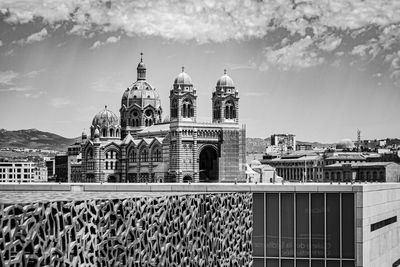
top-left (54, 154), bottom-right (68, 182)
top-left (44, 157), bottom-right (55, 180)
top-left (67, 142), bottom-right (82, 182)
top-left (70, 162), bottom-right (82, 182)
top-left (262, 152), bottom-right (324, 181)
top-left (0, 161), bottom-right (47, 183)
top-left (324, 162), bottom-right (400, 182)
top-left (80, 54), bottom-right (246, 183)
top-left (270, 134), bottom-right (296, 151)
top-left (296, 143), bottom-right (313, 151)
top-left (33, 166), bottom-right (48, 182)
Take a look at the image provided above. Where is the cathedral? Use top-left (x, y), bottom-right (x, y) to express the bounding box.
top-left (80, 54), bottom-right (246, 183)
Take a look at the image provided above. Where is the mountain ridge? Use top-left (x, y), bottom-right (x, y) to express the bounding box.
top-left (1, 128), bottom-right (337, 153)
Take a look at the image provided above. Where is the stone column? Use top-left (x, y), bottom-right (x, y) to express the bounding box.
top-left (193, 128), bottom-right (199, 182)
top-left (176, 128), bottom-right (182, 182)
top-left (121, 145), bottom-right (127, 183)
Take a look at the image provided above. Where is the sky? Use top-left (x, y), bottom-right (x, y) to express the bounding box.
top-left (0, 0), bottom-right (399, 143)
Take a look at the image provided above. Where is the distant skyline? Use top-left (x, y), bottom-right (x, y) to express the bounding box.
top-left (0, 1), bottom-right (400, 143)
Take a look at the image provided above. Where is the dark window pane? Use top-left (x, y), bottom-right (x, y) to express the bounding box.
top-left (253, 258), bottom-right (265, 267)
top-left (311, 193), bottom-right (325, 258)
top-left (327, 260), bottom-right (340, 267)
top-left (296, 193), bottom-right (309, 257)
top-left (296, 259), bottom-right (309, 267)
top-left (281, 193), bottom-right (294, 257)
top-left (342, 193), bottom-right (355, 259)
top-left (342, 260), bottom-right (355, 267)
top-left (253, 193), bottom-right (265, 256)
top-left (281, 259), bottom-right (294, 267)
top-left (311, 260), bottom-right (324, 267)
top-left (266, 259), bottom-right (279, 267)
top-left (326, 193), bottom-right (340, 258)
top-left (266, 193), bottom-right (279, 257)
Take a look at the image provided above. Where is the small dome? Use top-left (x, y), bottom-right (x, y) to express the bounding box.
top-left (174, 67), bottom-right (193, 85)
top-left (82, 129), bottom-right (87, 137)
top-left (92, 106), bottom-right (119, 128)
top-left (217, 70), bottom-right (235, 87)
top-left (137, 52), bottom-right (146, 69)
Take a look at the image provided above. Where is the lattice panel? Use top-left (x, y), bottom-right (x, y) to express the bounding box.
top-left (0, 193), bottom-right (253, 266)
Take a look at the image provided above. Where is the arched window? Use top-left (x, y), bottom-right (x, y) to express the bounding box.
top-left (131, 110), bottom-right (141, 127)
top-left (140, 149), bottom-right (148, 162)
top-left (129, 149), bottom-right (136, 162)
top-left (116, 129), bottom-right (119, 137)
top-left (102, 128), bottom-right (107, 137)
top-left (110, 128), bottom-right (114, 137)
top-left (171, 99), bottom-right (178, 118)
top-left (182, 98), bottom-right (193, 118)
top-left (225, 101), bottom-right (236, 119)
top-left (87, 148), bottom-right (93, 159)
top-left (213, 101), bottom-right (221, 120)
top-left (152, 147), bottom-right (161, 162)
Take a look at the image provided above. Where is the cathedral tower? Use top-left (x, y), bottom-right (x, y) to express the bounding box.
top-left (169, 67), bottom-right (197, 122)
top-left (212, 70), bottom-right (239, 124)
top-left (120, 53), bottom-right (162, 138)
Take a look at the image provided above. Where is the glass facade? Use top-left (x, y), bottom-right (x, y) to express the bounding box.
top-left (253, 192), bottom-right (355, 267)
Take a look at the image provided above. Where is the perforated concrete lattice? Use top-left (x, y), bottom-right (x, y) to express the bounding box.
top-left (0, 192), bottom-right (253, 266)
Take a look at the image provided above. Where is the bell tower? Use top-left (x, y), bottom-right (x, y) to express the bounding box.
top-left (170, 67), bottom-right (197, 122)
top-left (212, 69), bottom-right (239, 124)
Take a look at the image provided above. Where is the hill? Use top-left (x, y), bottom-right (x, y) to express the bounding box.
top-left (0, 128), bottom-right (77, 152)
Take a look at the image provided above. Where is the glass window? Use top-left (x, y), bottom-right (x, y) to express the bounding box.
top-left (342, 193), bottom-right (354, 259)
top-left (311, 260), bottom-right (324, 267)
top-left (342, 260), bottom-right (355, 267)
top-left (311, 193), bottom-right (325, 258)
top-left (296, 193), bottom-right (309, 258)
top-left (327, 260), bottom-right (340, 267)
top-left (266, 193), bottom-right (279, 257)
top-left (253, 258), bottom-right (264, 267)
top-left (296, 260), bottom-right (309, 267)
top-left (281, 259), bottom-right (294, 267)
top-left (266, 259), bottom-right (279, 267)
top-left (326, 193), bottom-right (340, 258)
top-left (281, 193), bottom-right (294, 257)
top-left (253, 193), bottom-right (264, 257)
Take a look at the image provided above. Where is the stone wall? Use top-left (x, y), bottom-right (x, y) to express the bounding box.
top-left (0, 192), bottom-right (252, 266)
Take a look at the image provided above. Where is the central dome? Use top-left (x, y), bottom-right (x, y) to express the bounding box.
top-left (122, 80), bottom-right (161, 108)
top-left (92, 106), bottom-right (119, 127)
top-left (174, 67), bottom-right (193, 85)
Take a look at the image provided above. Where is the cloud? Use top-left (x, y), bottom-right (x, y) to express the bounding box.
top-left (50, 97), bottom-right (72, 108)
top-left (0, 71), bottom-right (19, 85)
top-left (0, 40), bottom-right (3, 46)
top-left (317, 34), bottom-right (342, 52)
top-left (0, 86), bottom-right (32, 92)
top-left (18, 91), bottom-right (46, 98)
top-left (2, 49), bottom-right (14, 56)
top-left (1, 0), bottom-right (399, 43)
top-left (262, 36), bottom-right (324, 71)
top-left (227, 62), bottom-right (257, 71)
top-left (90, 35), bottom-right (121, 49)
top-left (15, 28), bottom-right (49, 45)
top-left (2, 0), bottom-right (400, 74)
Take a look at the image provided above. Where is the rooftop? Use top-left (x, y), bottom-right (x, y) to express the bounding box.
top-left (2, 182), bottom-right (400, 204)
